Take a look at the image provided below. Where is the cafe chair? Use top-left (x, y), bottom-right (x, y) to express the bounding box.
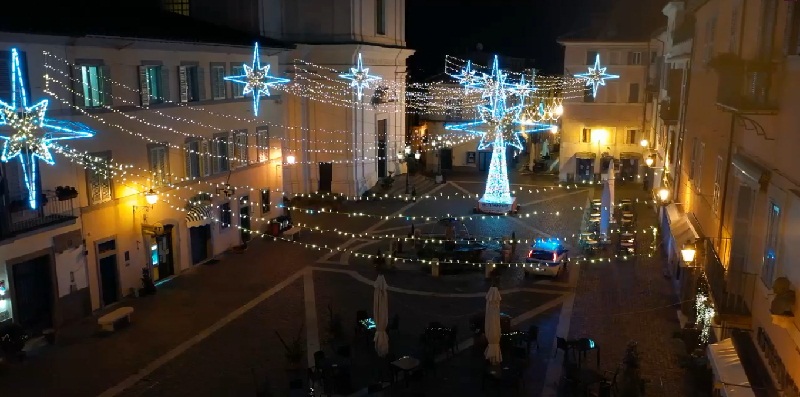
top-left (525, 325), bottom-right (540, 354)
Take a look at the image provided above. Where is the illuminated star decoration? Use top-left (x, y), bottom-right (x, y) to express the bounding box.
top-left (339, 53), bottom-right (381, 100)
top-left (453, 60), bottom-right (481, 92)
top-left (224, 42), bottom-right (290, 117)
top-left (575, 54), bottom-right (619, 98)
top-left (0, 49), bottom-right (95, 209)
top-left (446, 56), bottom-right (525, 204)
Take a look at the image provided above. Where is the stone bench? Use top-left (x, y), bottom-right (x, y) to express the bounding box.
top-left (98, 306), bottom-right (134, 332)
top-left (283, 226), bottom-right (302, 241)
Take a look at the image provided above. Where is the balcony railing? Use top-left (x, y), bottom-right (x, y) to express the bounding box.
top-left (2, 193), bottom-right (77, 238)
top-left (701, 239), bottom-right (757, 319)
top-left (659, 99), bottom-right (679, 123)
top-left (714, 58), bottom-right (779, 114)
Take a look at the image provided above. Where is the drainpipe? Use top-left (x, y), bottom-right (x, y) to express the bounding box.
top-left (674, 43), bottom-right (694, 202)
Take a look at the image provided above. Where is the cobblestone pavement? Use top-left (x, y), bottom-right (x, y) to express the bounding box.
top-left (565, 184), bottom-right (691, 397)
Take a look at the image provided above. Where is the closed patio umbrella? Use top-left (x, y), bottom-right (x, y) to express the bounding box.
top-left (373, 275), bottom-right (389, 357)
top-left (484, 286), bottom-right (503, 364)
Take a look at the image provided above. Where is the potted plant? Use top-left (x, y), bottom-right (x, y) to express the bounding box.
top-left (276, 326), bottom-right (305, 370)
top-left (55, 186), bottom-right (78, 201)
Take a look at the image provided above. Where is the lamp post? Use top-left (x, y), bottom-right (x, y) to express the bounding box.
top-left (658, 187), bottom-right (670, 204)
top-left (397, 146), bottom-right (412, 194)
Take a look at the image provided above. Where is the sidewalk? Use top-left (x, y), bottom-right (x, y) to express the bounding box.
top-left (565, 184), bottom-right (691, 396)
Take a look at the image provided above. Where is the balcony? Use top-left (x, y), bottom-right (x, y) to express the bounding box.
top-left (713, 55), bottom-right (779, 114)
top-left (659, 99), bottom-right (679, 124)
top-left (672, 16), bottom-right (695, 44)
top-left (1, 192), bottom-right (78, 239)
top-left (701, 239), bottom-right (757, 325)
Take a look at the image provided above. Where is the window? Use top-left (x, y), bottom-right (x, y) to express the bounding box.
top-left (184, 138), bottom-right (202, 179)
top-left (581, 128), bottom-right (591, 143)
top-left (78, 65), bottom-right (111, 108)
top-left (212, 132), bottom-right (230, 174)
top-left (628, 83), bottom-right (639, 103)
top-left (609, 51), bottom-right (620, 65)
top-left (178, 65), bottom-right (201, 103)
top-left (689, 137), bottom-right (698, 179)
top-left (230, 65), bottom-right (245, 98)
top-left (586, 50), bottom-right (599, 65)
top-left (257, 126), bottom-right (269, 162)
top-left (759, 0), bottom-right (778, 58)
top-left (85, 151), bottom-right (113, 205)
top-left (713, 156), bottom-right (723, 214)
top-left (210, 63), bottom-right (226, 100)
top-left (785, 1), bottom-right (800, 55)
top-left (148, 143), bottom-right (170, 187)
top-left (220, 202), bottom-right (232, 229)
top-left (762, 202), bottom-right (781, 287)
top-left (376, 0), bottom-right (386, 35)
top-left (695, 142), bottom-right (705, 192)
top-left (650, 51), bottom-right (658, 64)
top-left (606, 82), bottom-right (618, 103)
top-left (704, 17), bottom-right (717, 63)
top-left (163, 0), bottom-right (190, 15)
top-left (139, 65), bottom-right (164, 106)
top-left (583, 86), bottom-right (594, 103)
top-left (627, 51), bottom-right (642, 65)
top-left (625, 129), bottom-right (637, 145)
top-left (233, 129), bottom-right (248, 168)
top-left (0, 50), bottom-right (30, 101)
top-left (261, 189), bottom-right (270, 215)
top-left (730, 4), bottom-right (740, 52)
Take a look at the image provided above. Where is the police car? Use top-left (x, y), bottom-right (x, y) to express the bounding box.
top-left (525, 240), bottom-right (568, 277)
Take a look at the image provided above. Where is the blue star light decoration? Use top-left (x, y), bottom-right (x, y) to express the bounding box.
top-left (0, 49), bottom-right (95, 209)
top-left (446, 56), bottom-right (526, 205)
top-left (575, 54), bottom-right (619, 98)
top-left (225, 43), bottom-right (290, 117)
top-left (453, 60), bottom-right (482, 92)
top-left (339, 53), bottom-right (381, 100)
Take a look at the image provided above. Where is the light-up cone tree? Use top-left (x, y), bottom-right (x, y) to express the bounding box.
top-left (446, 56), bottom-right (525, 207)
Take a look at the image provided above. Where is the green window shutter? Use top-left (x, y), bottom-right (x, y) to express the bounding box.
top-left (160, 66), bottom-right (170, 102)
top-left (100, 65), bottom-right (113, 107)
top-left (227, 133), bottom-right (234, 171)
top-left (201, 140), bottom-right (211, 176)
top-left (138, 66), bottom-right (150, 106)
top-left (184, 142), bottom-right (192, 178)
top-left (178, 66), bottom-right (188, 103)
top-left (71, 65), bottom-right (84, 107)
top-left (197, 67), bottom-right (206, 101)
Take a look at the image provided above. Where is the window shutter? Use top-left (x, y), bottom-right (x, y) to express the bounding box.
top-left (178, 66), bottom-right (188, 103)
top-left (100, 65), bottom-right (113, 107)
top-left (138, 66), bottom-right (150, 106)
top-left (627, 52), bottom-right (634, 65)
top-left (201, 140), bottom-right (211, 176)
top-left (160, 66), bottom-right (170, 102)
top-left (197, 67), bottom-right (206, 101)
top-left (184, 142), bottom-right (192, 178)
top-left (161, 147), bottom-right (170, 184)
top-left (227, 133), bottom-right (234, 170)
top-left (70, 65), bottom-right (84, 107)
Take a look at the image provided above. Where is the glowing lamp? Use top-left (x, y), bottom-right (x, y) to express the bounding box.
top-left (550, 125), bottom-right (558, 134)
top-left (404, 146), bottom-right (411, 155)
top-left (592, 129), bottom-right (608, 144)
top-left (645, 157), bottom-right (654, 167)
top-left (681, 240), bottom-right (697, 263)
top-left (145, 189), bottom-right (159, 205)
top-left (658, 188), bottom-right (670, 203)
top-left (555, 104), bottom-right (564, 116)
top-left (286, 155), bottom-right (296, 164)
top-left (414, 151), bottom-right (421, 160)
top-left (640, 139), bottom-right (649, 147)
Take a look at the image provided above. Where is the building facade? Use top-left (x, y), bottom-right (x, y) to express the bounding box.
top-left (0, 8), bottom-right (293, 334)
top-left (558, 36), bottom-right (658, 184)
top-left (676, 0), bottom-right (800, 394)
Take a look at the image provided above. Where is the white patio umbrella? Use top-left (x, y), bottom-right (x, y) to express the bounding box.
top-left (484, 286), bottom-right (503, 365)
top-left (373, 275), bottom-right (389, 357)
top-left (600, 159), bottom-right (615, 241)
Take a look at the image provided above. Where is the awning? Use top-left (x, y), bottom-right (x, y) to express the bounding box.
top-left (619, 152), bottom-right (642, 159)
top-left (732, 153), bottom-right (770, 190)
top-left (708, 338), bottom-right (755, 397)
top-left (575, 152), bottom-right (596, 159)
top-left (186, 203), bottom-right (214, 228)
top-left (665, 203), bottom-right (698, 264)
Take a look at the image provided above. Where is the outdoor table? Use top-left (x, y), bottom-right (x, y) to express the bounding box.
top-left (391, 356), bottom-right (420, 386)
top-left (622, 213), bottom-right (634, 218)
top-left (590, 212), bottom-right (601, 218)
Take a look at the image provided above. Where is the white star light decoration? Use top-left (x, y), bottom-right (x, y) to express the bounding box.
top-left (339, 53), bottom-right (381, 100)
top-left (453, 60), bottom-right (481, 91)
top-left (0, 49), bottom-right (95, 209)
top-left (225, 43), bottom-right (290, 117)
top-left (575, 54), bottom-right (619, 98)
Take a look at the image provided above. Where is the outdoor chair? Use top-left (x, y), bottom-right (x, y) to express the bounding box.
top-left (446, 326), bottom-right (458, 356)
top-left (524, 325), bottom-right (539, 354)
top-left (555, 337), bottom-right (573, 361)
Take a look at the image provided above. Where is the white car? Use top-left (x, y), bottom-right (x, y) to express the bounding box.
top-left (525, 240), bottom-right (568, 277)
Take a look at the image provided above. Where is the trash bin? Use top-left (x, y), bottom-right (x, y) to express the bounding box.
top-left (269, 222), bottom-right (280, 237)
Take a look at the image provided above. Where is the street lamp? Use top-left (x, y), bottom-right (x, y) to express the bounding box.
top-left (286, 155), bottom-right (296, 164)
top-left (645, 156), bottom-right (654, 167)
top-left (414, 151), bottom-right (421, 160)
top-left (681, 240), bottom-right (697, 263)
top-left (640, 139), bottom-right (649, 148)
top-left (145, 189), bottom-right (159, 205)
top-left (658, 187), bottom-right (670, 204)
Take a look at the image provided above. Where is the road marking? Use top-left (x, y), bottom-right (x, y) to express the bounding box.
top-left (310, 267), bottom-right (566, 297)
top-left (518, 188), bottom-right (587, 207)
top-left (367, 220), bottom-right (437, 235)
top-left (303, 268), bottom-right (320, 365)
top-left (510, 294), bottom-right (569, 327)
top-left (98, 269), bottom-right (306, 397)
top-left (448, 181), bottom-right (476, 196)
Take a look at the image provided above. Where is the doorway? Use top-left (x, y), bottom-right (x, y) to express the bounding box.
top-left (478, 151), bottom-right (491, 173)
top-left (439, 148), bottom-right (453, 171)
top-left (240, 195), bottom-right (251, 243)
top-left (96, 238), bottom-right (119, 307)
top-left (147, 225), bottom-right (175, 282)
top-left (11, 255), bottom-right (54, 333)
top-left (318, 162), bottom-right (332, 192)
top-left (377, 119), bottom-right (387, 178)
top-left (730, 184), bottom-right (754, 274)
top-left (576, 158), bottom-right (594, 182)
top-left (619, 158), bottom-right (639, 183)
top-left (190, 225), bottom-right (212, 265)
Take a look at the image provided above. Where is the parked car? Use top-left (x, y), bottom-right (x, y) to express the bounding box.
top-left (525, 240), bottom-right (568, 277)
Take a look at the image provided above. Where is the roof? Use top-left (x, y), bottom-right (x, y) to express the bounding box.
top-left (0, 1), bottom-right (293, 49)
top-left (558, 0), bottom-right (669, 43)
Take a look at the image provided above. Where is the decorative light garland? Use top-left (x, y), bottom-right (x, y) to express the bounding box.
top-left (224, 43), bottom-right (290, 117)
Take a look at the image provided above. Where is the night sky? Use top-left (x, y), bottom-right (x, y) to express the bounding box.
top-left (406, 0), bottom-right (644, 79)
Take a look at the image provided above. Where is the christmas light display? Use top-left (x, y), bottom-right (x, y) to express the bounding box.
top-left (575, 54), bottom-right (619, 98)
top-left (338, 53), bottom-right (382, 100)
top-left (0, 49), bottom-right (95, 209)
top-left (453, 60), bottom-right (480, 91)
top-left (224, 43), bottom-right (290, 116)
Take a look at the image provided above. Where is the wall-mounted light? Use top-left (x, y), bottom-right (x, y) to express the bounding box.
top-left (145, 189), bottom-right (159, 205)
top-left (658, 187), bottom-right (670, 204)
top-left (640, 139), bottom-right (649, 148)
top-left (550, 125), bottom-right (559, 134)
top-left (217, 184), bottom-right (234, 198)
top-left (681, 240), bottom-right (697, 263)
top-left (645, 157), bottom-right (654, 167)
top-left (414, 151), bottom-right (421, 160)
top-left (286, 155), bottom-right (296, 165)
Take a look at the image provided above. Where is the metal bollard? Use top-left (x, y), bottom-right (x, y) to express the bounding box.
top-left (431, 259), bottom-right (440, 277)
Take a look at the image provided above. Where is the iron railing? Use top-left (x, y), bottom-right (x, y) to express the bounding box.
top-left (4, 193), bottom-right (77, 236)
top-left (701, 238), bottom-right (757, 317)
